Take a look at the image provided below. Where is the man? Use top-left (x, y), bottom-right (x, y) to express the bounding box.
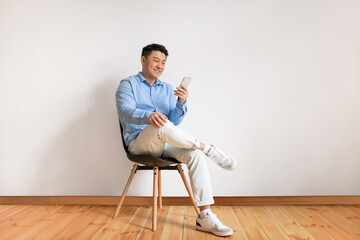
top-left (116, 43), bottom-right (237, 237)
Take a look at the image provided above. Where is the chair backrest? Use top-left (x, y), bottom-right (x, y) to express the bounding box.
top-left (118, 121), bottom-right (131, 154)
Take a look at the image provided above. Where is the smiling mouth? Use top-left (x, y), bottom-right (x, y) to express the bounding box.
top-left (154, 69), bottom-right (161, 73)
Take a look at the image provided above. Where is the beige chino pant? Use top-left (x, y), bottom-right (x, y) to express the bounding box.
top-left (128, 121), bottom-right (215, 207)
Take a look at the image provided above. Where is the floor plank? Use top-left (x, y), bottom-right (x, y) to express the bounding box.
top-left (32, 205), bottom-right (92, 239)
top-left (118, 206), bottom-right (152, 240)
top-left (341, 205), bottom-right (360, 221)
top-left (52, 205), bottom-right (112, 239)
top-left (248, 206), bottom-right (291, 240)
top-left (92, 206), bottom-right (137, 240)
top-left (0, 205), bottom-right (31, 226)
top-left (71, 205), bottom-right (115, 239)
top-left (1, 205), bottom-right (62, 240)
top-left (0, 204), bottom-right (359, 240)
top-left (233, 206), bottom-right (268, 240)
top-left (280, 206), bottom-right (334, 240)
top-left (264, 205), bottom-right (315, 240)
top-left (137, 206), bottom-right (170, 240)
top-left (0, 205), bottom-right (15, 214)
top-left (295, 206), bottom-right (354, 240)
top-left (160, 206), bottom-right (185, 240)
top-left (0, 205), bottom-right (32, 228)
top-left (315, 205), bottom-right (360, 239)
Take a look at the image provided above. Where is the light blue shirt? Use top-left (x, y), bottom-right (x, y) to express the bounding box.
top-left (116, 72), bottom-right (187, 146)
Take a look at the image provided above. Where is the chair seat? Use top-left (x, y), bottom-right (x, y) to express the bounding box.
top-left (126, 153), bottom-right (181, 167)
top-left (119, 122), bottom-right (181, 167)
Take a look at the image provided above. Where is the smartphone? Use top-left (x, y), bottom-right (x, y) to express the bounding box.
top-left (180, 77), bottom-right (192, 88)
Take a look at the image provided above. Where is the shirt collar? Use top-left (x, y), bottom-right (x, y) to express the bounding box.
top-left (138, 72), bottom-right (163, 86)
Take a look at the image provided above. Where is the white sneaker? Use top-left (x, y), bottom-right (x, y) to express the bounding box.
top-left (206, 145), bottom-right (237, 171)
top-left (196, 212), bottom-right (233, 237)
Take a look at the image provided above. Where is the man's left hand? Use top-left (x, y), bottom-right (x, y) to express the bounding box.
top-left (174, 85), bottom-right (189, 104)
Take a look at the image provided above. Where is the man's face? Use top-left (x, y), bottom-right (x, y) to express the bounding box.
top-left (141, 50), bottom-right (166, 80)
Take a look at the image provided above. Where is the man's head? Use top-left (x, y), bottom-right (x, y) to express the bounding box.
top-left (141, 43), bottom-right (168, 82)
top-left (141, 43), bottom-right (168, 59)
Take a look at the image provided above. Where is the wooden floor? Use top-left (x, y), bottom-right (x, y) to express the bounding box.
top-left (0, 205), bottom-right (360, 239)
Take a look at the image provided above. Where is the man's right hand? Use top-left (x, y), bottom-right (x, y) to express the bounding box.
top-left (148, 112), bottom-right (168, 128)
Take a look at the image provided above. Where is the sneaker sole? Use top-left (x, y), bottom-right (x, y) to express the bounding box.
top-left (222, 155), bottom-right (237, 171)
top-left (196, 225), bottom-right (233, 237)
top-left (228, 155), bottom-right (237, 171)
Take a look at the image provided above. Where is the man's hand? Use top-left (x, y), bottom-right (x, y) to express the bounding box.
top-left (149, 112), bottom-right (168, 128)
top-left (175, 85), bottom-right (189, 104)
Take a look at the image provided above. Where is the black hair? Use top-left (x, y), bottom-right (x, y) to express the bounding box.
top-left (141, 43), bottom-right (169, 58)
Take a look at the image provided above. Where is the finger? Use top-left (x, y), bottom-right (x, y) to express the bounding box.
top-left (159, 114), bottom-right (168, 123)
top-left (155, 113), bottom-right (166, 120)
top-left (151, 115), bottom-right (162, 128)
top-left (157, 119), bottom-right (166, 127)
top-left (179, 85), bottom-right (188, 91)
top-left (152, 118), bottom-right (162, 128)
top-left (175, 90), bottom-right (186, 96)
top-left (175, 94), bottom-right (184, 100)
top-left (175, 87), bottom-right (184, 92)
top-left (149, 118), bottom-right (157, 128)
top-left (155, 115), bottom-right (166, 127)
top-left (175, 92), bottom-right (186, 98)
top-left (175, 87), bottom-right (186, 93)
top-left (158, 112), bottom-right (167, 118)
top-left (150, 120), bottom-right (158, 128)
top-left (159, 119), bottom-right (166, 126)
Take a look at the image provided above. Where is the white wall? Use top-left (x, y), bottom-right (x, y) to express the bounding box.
top-left (1, 0), bottom-right (359, 197)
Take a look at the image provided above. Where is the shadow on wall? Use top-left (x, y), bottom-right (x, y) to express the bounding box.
top-left (34, 78), bottom-right (140, 196)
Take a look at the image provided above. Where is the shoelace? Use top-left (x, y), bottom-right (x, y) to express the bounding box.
top-left (210, 146), bottom-right (225, 158)
top-left (207, 213), bottom-right (225, 228)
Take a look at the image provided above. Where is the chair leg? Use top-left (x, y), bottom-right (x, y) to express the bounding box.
top-left (113, 164), bottom-right (138, 218)
top-left (158, 169), bottom-right (162, 209)
top-left (152, 166), bottom-right (159, 231)
top-left (177, 164), bottom-right (200, 216)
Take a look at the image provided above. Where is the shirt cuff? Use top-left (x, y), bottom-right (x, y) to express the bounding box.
top-left (176, 100), bottom-right (187, 112)
top-left (144, 111), bottom-right (153, 124)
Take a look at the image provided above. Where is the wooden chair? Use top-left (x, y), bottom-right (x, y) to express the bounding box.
top-left (113, 123), bottom-right (200, 231)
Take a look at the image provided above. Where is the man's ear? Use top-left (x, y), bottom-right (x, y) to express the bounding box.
top-left (141, 56), bottom-right (146, 65)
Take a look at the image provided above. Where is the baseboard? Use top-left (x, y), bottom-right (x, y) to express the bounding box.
top-left (1, 196), bottom-right (359, 205)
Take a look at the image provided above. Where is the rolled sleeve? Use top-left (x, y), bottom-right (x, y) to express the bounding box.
top-left (176, 100), bottom-right (187, 113)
